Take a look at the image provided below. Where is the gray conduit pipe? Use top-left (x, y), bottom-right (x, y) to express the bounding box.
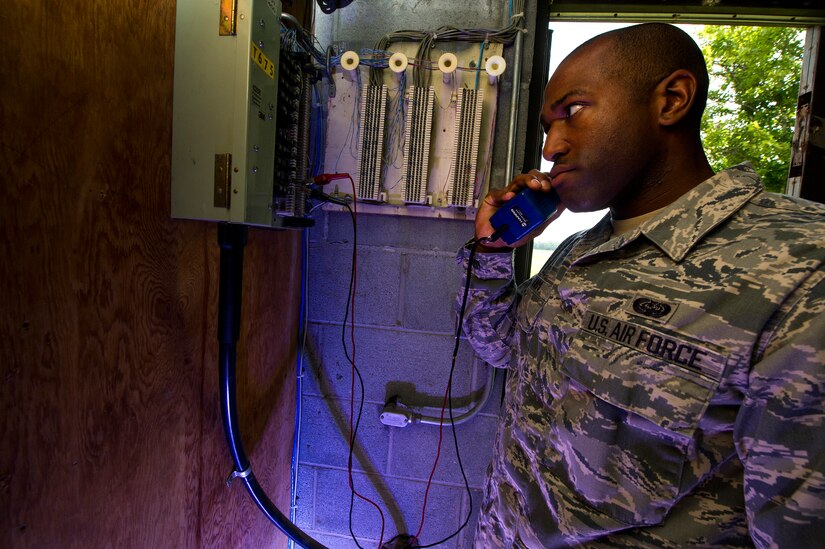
top-left (504, 26), bottom-right (525, 184)
top-left (379, 367), bottom-right (498, 428)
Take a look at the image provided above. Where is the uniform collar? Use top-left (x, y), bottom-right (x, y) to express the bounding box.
top-left (574, 164), bottom-right (764, 264)
top-left (642, 163), bottom-right (763, 261)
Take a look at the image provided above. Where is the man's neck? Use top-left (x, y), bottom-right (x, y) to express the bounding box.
top-left (612, 145), bottom-right (714, 220)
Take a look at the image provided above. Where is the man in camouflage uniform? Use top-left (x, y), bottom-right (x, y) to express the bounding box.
top-left (458, 23), bottom-right (825, 547)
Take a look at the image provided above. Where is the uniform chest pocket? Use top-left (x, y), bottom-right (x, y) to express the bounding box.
top-left (553, 313), bottom-right (730, 527)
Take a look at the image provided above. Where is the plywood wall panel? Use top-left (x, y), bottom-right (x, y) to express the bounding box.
top-left (0, 0), bottom-right (299, 547)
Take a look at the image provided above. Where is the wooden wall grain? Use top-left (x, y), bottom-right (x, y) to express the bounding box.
top-left (0, 1), bottom-right (301, 547)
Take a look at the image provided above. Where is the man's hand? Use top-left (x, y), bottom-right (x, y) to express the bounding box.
top-left (475, 170), bottom-right (566, 252)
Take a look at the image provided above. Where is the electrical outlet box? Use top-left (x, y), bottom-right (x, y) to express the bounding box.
top-left (171, 0), bottom-right (282, 225)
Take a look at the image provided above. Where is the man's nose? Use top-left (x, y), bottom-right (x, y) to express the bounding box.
top-left (542, 129), bottom-right (568, 163)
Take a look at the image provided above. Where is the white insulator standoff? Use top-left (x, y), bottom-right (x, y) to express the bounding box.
top-left (485, 55), bottom-right (506, 85)
top-left (388, 51), bottom-right (408, 74)
top-left (438, 52), bottom-right (458, 85)
top-left (340, 50), bottom-right (360, 81)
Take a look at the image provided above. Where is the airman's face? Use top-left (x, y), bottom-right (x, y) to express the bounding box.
top-left (540, 40), bottom-right (660, 214)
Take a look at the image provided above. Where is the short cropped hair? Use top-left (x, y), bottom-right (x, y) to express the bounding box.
top-left (580, 23), bottom-right (710, 130)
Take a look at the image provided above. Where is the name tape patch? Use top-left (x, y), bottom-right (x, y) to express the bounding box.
top-left (582, 309), bottom-right (726, 381)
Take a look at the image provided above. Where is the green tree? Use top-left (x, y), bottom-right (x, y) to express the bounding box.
top-left (698, 26), bottom-right (804, 193)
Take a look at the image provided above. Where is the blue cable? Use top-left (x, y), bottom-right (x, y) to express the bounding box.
top-left (311, 84), bottom-right (325, 177)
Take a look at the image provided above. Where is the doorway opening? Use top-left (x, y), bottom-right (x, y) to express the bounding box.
top-left (530, 21), bottom-right (807, 275)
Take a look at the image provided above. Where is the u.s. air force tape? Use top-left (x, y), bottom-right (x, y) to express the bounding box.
top-left (581, 309), bottom-right (726, 381)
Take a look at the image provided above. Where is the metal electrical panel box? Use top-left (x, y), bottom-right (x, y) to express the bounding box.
top-left (171, 0), bottom-right (282, 225)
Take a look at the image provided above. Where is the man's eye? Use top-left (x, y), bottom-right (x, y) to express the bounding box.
top-left (566, 103), bottom-right (584, 117)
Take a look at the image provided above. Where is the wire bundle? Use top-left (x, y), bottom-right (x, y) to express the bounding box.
top-left (367, 0), bottom-right (526, 88)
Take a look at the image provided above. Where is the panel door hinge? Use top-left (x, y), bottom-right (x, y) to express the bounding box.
top-left (219, 0), bottom-right (237, 36)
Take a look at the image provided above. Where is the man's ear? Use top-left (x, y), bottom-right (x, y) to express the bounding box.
top-left (655, 69), bottom-right (698, 127)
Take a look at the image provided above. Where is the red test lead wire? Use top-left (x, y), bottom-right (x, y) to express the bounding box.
top-left (313, 173), bottom-right (351, 185)
top-left (337, 174), bottom-right (386, 548)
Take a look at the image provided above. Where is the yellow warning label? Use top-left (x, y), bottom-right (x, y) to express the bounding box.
top-left (250, 43), bottom-right (275, 79)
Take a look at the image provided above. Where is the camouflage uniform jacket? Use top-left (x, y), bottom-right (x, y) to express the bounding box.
top-left (457, 165), bottom-right (825, 548)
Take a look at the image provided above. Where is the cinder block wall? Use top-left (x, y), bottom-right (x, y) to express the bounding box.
top-left (298, 212), bottom-right (503, 547)
top-left (294, 1), bottom-right (538, 546)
